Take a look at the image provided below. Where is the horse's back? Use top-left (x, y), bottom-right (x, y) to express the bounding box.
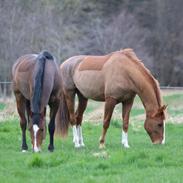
top-left (61, 54), bottom-right (110, 101)
top-left (78, 54), bottom-right (111, 71)
top-left (64, 52), bottom-right (137, 101)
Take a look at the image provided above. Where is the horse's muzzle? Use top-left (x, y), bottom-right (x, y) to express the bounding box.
top-left (152, 139), bottom-right (163, 145)
top-left (33, 147), bottom-right (41, 153)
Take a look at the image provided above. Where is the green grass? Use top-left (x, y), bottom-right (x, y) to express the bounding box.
top-left (0, 119), bottom-right (183, 183)
top-left (1, 92), bottom-right (183, 183)
top-left (163, 93), bottom-right (183, 104)
top-left (0, 102), bottom-right (6, 110)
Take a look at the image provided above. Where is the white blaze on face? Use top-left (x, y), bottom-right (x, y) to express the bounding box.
top-left (33, 124), bottom-right (40, 152)
top-left (162, 121), bottom-right (165, 144)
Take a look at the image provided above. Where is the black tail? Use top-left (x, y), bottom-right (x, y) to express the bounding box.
top-left (55, 91), bottom-right (70, 137)
top-left (31, 51), bottom-right (53, 124)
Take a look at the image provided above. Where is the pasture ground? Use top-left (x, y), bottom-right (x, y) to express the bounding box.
top-left (0, 90), bottom-right (183, 183)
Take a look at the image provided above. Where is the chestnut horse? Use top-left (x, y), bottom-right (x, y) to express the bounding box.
top-left (57, 48), bottom-right (166, 148)
top-left (12, 51), bottom-right (69, 152)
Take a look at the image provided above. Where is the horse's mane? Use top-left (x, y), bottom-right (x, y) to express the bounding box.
top-left (120, 48), bottom-right (162, 107)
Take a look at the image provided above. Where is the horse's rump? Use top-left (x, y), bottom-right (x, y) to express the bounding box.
top-left (12, 52), bottom-right (61, 112)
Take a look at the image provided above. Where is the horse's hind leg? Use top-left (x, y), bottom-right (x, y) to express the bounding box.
top-left (121, 98), bottom-right (134, 148)
top-left (75, 91), bottom-right (88, 147)
top-left (99, 97), bottom-right (117, 149)
top-left (25, 100), bottom-right (31, 124)
top-left (64, 90), bottom-right (80, 147)
top-left (48, 99), bottom-right (59, 152)
top-left (14, 91), bottom-right (28, 152)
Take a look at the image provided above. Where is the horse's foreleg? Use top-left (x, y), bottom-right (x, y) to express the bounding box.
top-left (99, 97), bottom-right (117, 149)
top-left (122, 98), bottom-right (134, 148)
top-left (48, 100), bottom-right (59, 152)
top-left (75, 91), bottom-right (88, 147)
top-left (15, 92), bottom-right (28, 152)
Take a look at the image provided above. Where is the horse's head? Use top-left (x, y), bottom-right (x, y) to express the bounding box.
top-left (144, 105), bottom-right (167, 144)
top-left (29, 113), bottom-right (46, 152)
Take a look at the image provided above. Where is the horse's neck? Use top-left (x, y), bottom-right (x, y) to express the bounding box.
top-left (137, 81), bottom-right (160, 116)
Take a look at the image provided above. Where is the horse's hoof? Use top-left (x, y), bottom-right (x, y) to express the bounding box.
top-left (48, 145), bottom-right (54, 152)
top-left (48, 148), bottom-right (54, 152)
top-left (122, 143), bottom-right (130, 148)
top-left (80, 143), bottom-right (85, 147)
top-left (22, 150), bottom-right (27, 153)
top-left (99, 143), bottom-right (105, 149)
top-left (22, 145), bottom-right (28, 151)
top-left (75, 143), bottom-right (81, 148)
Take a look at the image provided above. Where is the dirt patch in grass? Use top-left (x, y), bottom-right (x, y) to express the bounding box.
top-left (83, 91), bottom-right (183, 124)
top-left (1, 90), bottom-right (183, 124)
top-left (0, 98), bottom-right (17, 122)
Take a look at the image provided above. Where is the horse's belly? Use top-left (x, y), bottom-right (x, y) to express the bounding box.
top-left (74, 71), bottom-right (105, 101)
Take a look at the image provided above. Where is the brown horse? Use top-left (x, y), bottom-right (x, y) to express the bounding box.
top-left (12, 51), bottom-right (69, 152)
top-left (57, 48), bottom-right (166, 148)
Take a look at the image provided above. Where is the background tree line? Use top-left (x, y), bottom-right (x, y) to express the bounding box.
top-left (0, 0), bottom-right (183, 87)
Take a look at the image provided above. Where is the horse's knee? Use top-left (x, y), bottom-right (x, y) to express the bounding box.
top-left (103, 121), bottom-right (110, 129)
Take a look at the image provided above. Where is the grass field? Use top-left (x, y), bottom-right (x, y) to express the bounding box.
top-left (0, 102), bottom-right (6, 110)
top-left (0, 91), bottom-right (183, 183)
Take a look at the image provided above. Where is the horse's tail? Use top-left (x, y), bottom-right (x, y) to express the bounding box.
top-left (55, 91), bottom-right (70, 138)
top-left (31, 51), bottom-right (53, 117)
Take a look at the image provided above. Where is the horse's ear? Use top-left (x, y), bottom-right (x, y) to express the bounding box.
top-left (160, 105), bottom-right (168, 111)
top-left (151, 105), bottom-right (167, 119)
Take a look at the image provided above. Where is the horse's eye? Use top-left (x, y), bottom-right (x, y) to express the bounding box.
top-left (158, 123), bottom-right (163, 127)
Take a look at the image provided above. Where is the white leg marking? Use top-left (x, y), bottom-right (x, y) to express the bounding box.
top-left (99, 143), bottom-right (105, 149)
top-left (73, 125), bottom-right (80, 148)
top-left (121, 130), bottom-right (130, 148)
top-left (33, 124), bottom-right (40, 152)
top-left (77, 125), bottom-right (85, 147)
top-left (162, 121), bottom-right (165, 144)
top-left (72, 125), bottom-right (76, 143)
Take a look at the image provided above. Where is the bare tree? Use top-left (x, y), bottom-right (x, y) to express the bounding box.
top-left (86, 11), bottom-right (152, 68)
top-left (0, 0), bottom-right (183, 87)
